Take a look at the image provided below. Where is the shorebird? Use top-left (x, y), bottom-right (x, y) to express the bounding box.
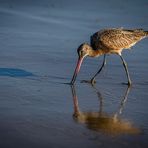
top-left (70, 28), bottom-right (148, 85)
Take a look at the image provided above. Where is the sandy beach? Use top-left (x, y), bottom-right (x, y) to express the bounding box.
top-left (0, 0), bottom-right (148, 147)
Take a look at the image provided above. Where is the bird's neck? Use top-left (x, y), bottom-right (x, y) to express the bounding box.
top-left (88, 47), bottom-right (104, 57)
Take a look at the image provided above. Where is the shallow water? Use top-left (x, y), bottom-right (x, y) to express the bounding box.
top-left (0, 0), bottom-right (148, 148)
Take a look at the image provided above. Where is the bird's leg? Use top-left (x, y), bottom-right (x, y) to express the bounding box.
top-left (119, 55), bottom-right (132, 86)
top-left (90, 54), bottom-right (106, 84)
top-left (81, 55), bottom-right (106, 85)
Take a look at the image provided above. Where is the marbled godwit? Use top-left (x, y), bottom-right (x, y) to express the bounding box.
top-left (70, 28), bottom-right (148, 85)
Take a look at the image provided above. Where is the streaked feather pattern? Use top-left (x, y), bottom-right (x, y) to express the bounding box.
top-left (91, 28), bottom-right (147, 51)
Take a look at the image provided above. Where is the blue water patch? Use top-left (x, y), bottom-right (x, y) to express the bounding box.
top-left (0, 68), bottom-right (34, 77)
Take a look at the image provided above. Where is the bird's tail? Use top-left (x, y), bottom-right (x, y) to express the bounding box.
top-left (145, 31), bottom-right (148, 36)
top-left (131, 29), bottom-right (148, 36)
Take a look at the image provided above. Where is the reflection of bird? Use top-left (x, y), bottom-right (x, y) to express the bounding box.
top-left (71, 85), bottom-right (140, 136)
top-left (70, 28), bottom-right (148, 85)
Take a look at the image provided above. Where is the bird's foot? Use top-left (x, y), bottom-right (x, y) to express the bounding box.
top-left (91, 78), bottom-right (96, 85)
top-left (81, 78), bottom-right (96, 85)
top-left (81, 80), bottom-right (91, 83)
top-left (122, 81), bottom-right (132, 86)
top-left (64, 82), bottom-right (74, 85)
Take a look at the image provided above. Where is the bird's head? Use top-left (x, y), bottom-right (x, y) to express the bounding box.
top-left (70, 43), bottom-right (91, 85)
top-left (77, 43), bottom-right (90, 58)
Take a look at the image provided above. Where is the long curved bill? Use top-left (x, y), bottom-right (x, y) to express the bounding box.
top-left (70, 57), bottom-right (84, 85)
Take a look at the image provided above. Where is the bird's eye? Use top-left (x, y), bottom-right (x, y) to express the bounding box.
top-left (79, 50), bottom-right (84, 56)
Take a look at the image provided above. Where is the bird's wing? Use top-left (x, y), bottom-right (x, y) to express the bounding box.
top-left (90, 29), bottom-right (105, 50)
top-left (93, 29), bottom-right (145, 50)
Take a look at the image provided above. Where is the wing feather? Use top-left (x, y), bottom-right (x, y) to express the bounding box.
top-left (91, 28), bottom-right (145, 50)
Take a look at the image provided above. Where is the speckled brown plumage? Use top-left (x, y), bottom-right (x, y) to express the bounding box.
top-left (91, 28), bottom-right (148, 54)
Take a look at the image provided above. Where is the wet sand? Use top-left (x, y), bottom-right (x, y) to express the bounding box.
top-left (0, 0), bottom-right (148, 148)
